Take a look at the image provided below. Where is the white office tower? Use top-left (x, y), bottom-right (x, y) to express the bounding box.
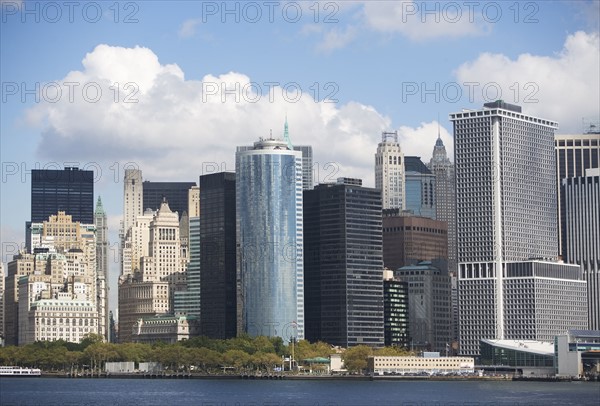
top-left (563, 167), bottom-right (600, 330)
top-left (450, 101), bottom-right (587, 356)
top-left (375, 131), bottom-right (405, 210)
top-left (120, 168), bottom-right (143, 275)
top-left (94, 197), bottom-right (109, 341)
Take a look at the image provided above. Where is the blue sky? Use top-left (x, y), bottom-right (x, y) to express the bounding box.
top-left (1, 0), bottom-right (599, 310)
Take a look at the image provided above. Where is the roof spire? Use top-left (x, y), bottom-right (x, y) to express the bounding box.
top-left (283, 115), bottom-right (293, 149)
top-left (437, 112), bottom-right (441, 140)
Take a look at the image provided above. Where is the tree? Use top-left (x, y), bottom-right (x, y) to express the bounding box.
top-left (342, 345), bottom-right (373, 373)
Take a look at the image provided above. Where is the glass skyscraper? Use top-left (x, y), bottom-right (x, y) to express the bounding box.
top-left (236, 138), bottom-right (304, 343)
top-left (303, 178), bottom-right (384, 348)
top-left (199, 172), bottom-right (237, 339)
top-left (31, 167), bottom-right (94, 224)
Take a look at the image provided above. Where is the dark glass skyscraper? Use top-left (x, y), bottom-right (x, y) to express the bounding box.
top-left (383, 275), bottom-right (410, 348)
top-left (199, 172), bottom-right (237, 339)
top-left (304, 178), bottom-right (384, 347)
top-left (142, 181), bottom-right (196, 219)
top-left (31, 168), bottom-right (94, 223)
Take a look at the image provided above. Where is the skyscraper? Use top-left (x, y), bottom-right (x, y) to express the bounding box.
top-left (375, 131), bottom-right (405, 210)
top-left (118, 200), bottom-right (187, 342)
top-left (382, 210), bottom-right (448, 271)
top-left (383, 270), bottom-right (410, 348)
top-left (395, 261), bottom-right (452, 353)
top-left (142, 181), bottom-right (197, 219)
top-left (450, 101), bottom-right (586, 356)
top-left (304, 178), bottom-right (384, 347)
top-left (199, 172), bottom-right (237, 339)
top-left (554, 133), bottom-right (600, 258)
top-left (94, 197), bottom-right (109, 341)
top-left (31, 167), bottom-right (94, 224)
top-left (428, 133), bottom-right (457, 273)
top-left (236, 138), bottom-right (304, 343)
top-left (404, 157), bottom-right (436, 219)
top-left (563, 167), bottom-right (600, 330)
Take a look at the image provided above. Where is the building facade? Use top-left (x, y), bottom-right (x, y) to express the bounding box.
top-left (236, 138), bottom-right (304, 343)
top-left (404, 157), bottom-right (436, 219)
top-left (395, 262), bottom-right (452, 353)
top-left (304, 178), bottom-right (384, 347)
top-left (142, 181), bottom-right (197, 220)
top-left (368, 355), bottom-right (475, 375)
top-left (382, 210), bottom-right (448, 272)
top-left (199, 172), bottom-right (237, 339)
top-left (94, 197), bottom-right (109, 341)
top-left (375, 131), bottom-right (405, 210)
top-left (31, 168), bottom-right (94, 224)
top-left (450, 101), bottom-right (562, 356)
top-left (118, 200), bottom-right (187, 342)
top-left (428, 134), bottom-right (457, 274)
top-left (554, 133), bottom-right (600, 258)
top-left (563, 168), bottom-right (600, 330)
top-left (383, 270), bottom-right (410, 348)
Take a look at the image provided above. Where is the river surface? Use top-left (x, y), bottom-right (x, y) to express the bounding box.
top-left (1, 377), bottom-right (598, 405)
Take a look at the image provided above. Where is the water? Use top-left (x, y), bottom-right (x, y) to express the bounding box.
top-left (0, 378), bottom-right (598, 406)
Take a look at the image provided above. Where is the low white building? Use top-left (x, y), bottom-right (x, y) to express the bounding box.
top-left (132, 315), bottom-right (198, 344)
top-left (368, 355), bottom-right (475, 375)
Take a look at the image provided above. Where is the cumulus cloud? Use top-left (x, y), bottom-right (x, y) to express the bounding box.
top-left (398, 121), bottom-right (454, 163)
top-left (454, 31), bottom-right (600, 132)
top-left (26, 44), bottom-right (395, 188)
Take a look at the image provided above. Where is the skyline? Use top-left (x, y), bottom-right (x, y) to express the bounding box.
top-left (1, 1), bottom-right (599, 313)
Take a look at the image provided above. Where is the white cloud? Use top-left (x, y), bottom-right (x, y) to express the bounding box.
top-left (315, 25), bottom-right (359, 53)
top-left (178, 18), bottom-right (201, 39)
top-left (26, 44), bottom-right (394, 189)
top-left (454, 31), bottom-right (600, 132)
top-left (398, 121), bottom-right (454, 163)
top-left (361, 1), bottom-right (489, 41)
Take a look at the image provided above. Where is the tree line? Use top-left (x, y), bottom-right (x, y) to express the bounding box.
top-left (0, 334), bottom-right (412, 374)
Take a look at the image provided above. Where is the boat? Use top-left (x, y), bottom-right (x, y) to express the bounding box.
top-left (0, 366), bottom-right (42, 376)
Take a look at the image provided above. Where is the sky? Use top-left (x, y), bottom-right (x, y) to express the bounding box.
top-left (1, 0), bottom-right (599, 311)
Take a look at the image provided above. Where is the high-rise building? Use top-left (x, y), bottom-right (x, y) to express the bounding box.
top-left (395, 261), bottom-right (452, 353)
top-left (304, 178), bottom-right (384, 347)
top-left (450, 101), bottom-right (584, 356)
top-left (7, 211), bottom-right (101, 345)
top-left (142, 181), bottom-right (197, 220)
top-left (383, 270), bottom-right (410, 348)
top-left (31, 167), bottom-right (94, 224)
top-left (123, 169), bottom-right (144, 235)
top-left (199, 172), bottom-right (237, 339)
top-left (0, 263), bottom-right (4, 343)
top-left (188, 186), bottom-right (200, 218)
top-left (554, 134), bottom-right (600, 258)
top-left (236, 138), bottom-right (304, 343)
top-left (173, 216), bottom-right (201, 321)
top-left (382, 210), bottom-right (448, 272)
top-left (118, 200), bottom-right (187, 342)
top-left (94, 197), bottom-right (109, 341)
top-left (236, 138), bottom-right (304, 342)
top-left (404, 157), bottom-right (436, 219)
top-left (428, 134), bottom-right (456, 273)
top-left (375, 131), bottom-right (405, 210)
top-left (563, 167), bottom-right (600, 330)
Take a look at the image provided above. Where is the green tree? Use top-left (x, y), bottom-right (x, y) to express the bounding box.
top-left (342, 345), bottom-right (373, 373)
top-left (222, 349), bottom-right (251, 372)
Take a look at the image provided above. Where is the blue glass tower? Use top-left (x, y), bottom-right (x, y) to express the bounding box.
top-left (236, 138), bottom-right (304, 343)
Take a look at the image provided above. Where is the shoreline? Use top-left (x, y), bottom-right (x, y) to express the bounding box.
top-left (37, 372), bottom-right (596, 383)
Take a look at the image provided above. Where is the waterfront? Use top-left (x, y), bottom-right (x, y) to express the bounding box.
top-left (1, 378), bottom-right (598, 406)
